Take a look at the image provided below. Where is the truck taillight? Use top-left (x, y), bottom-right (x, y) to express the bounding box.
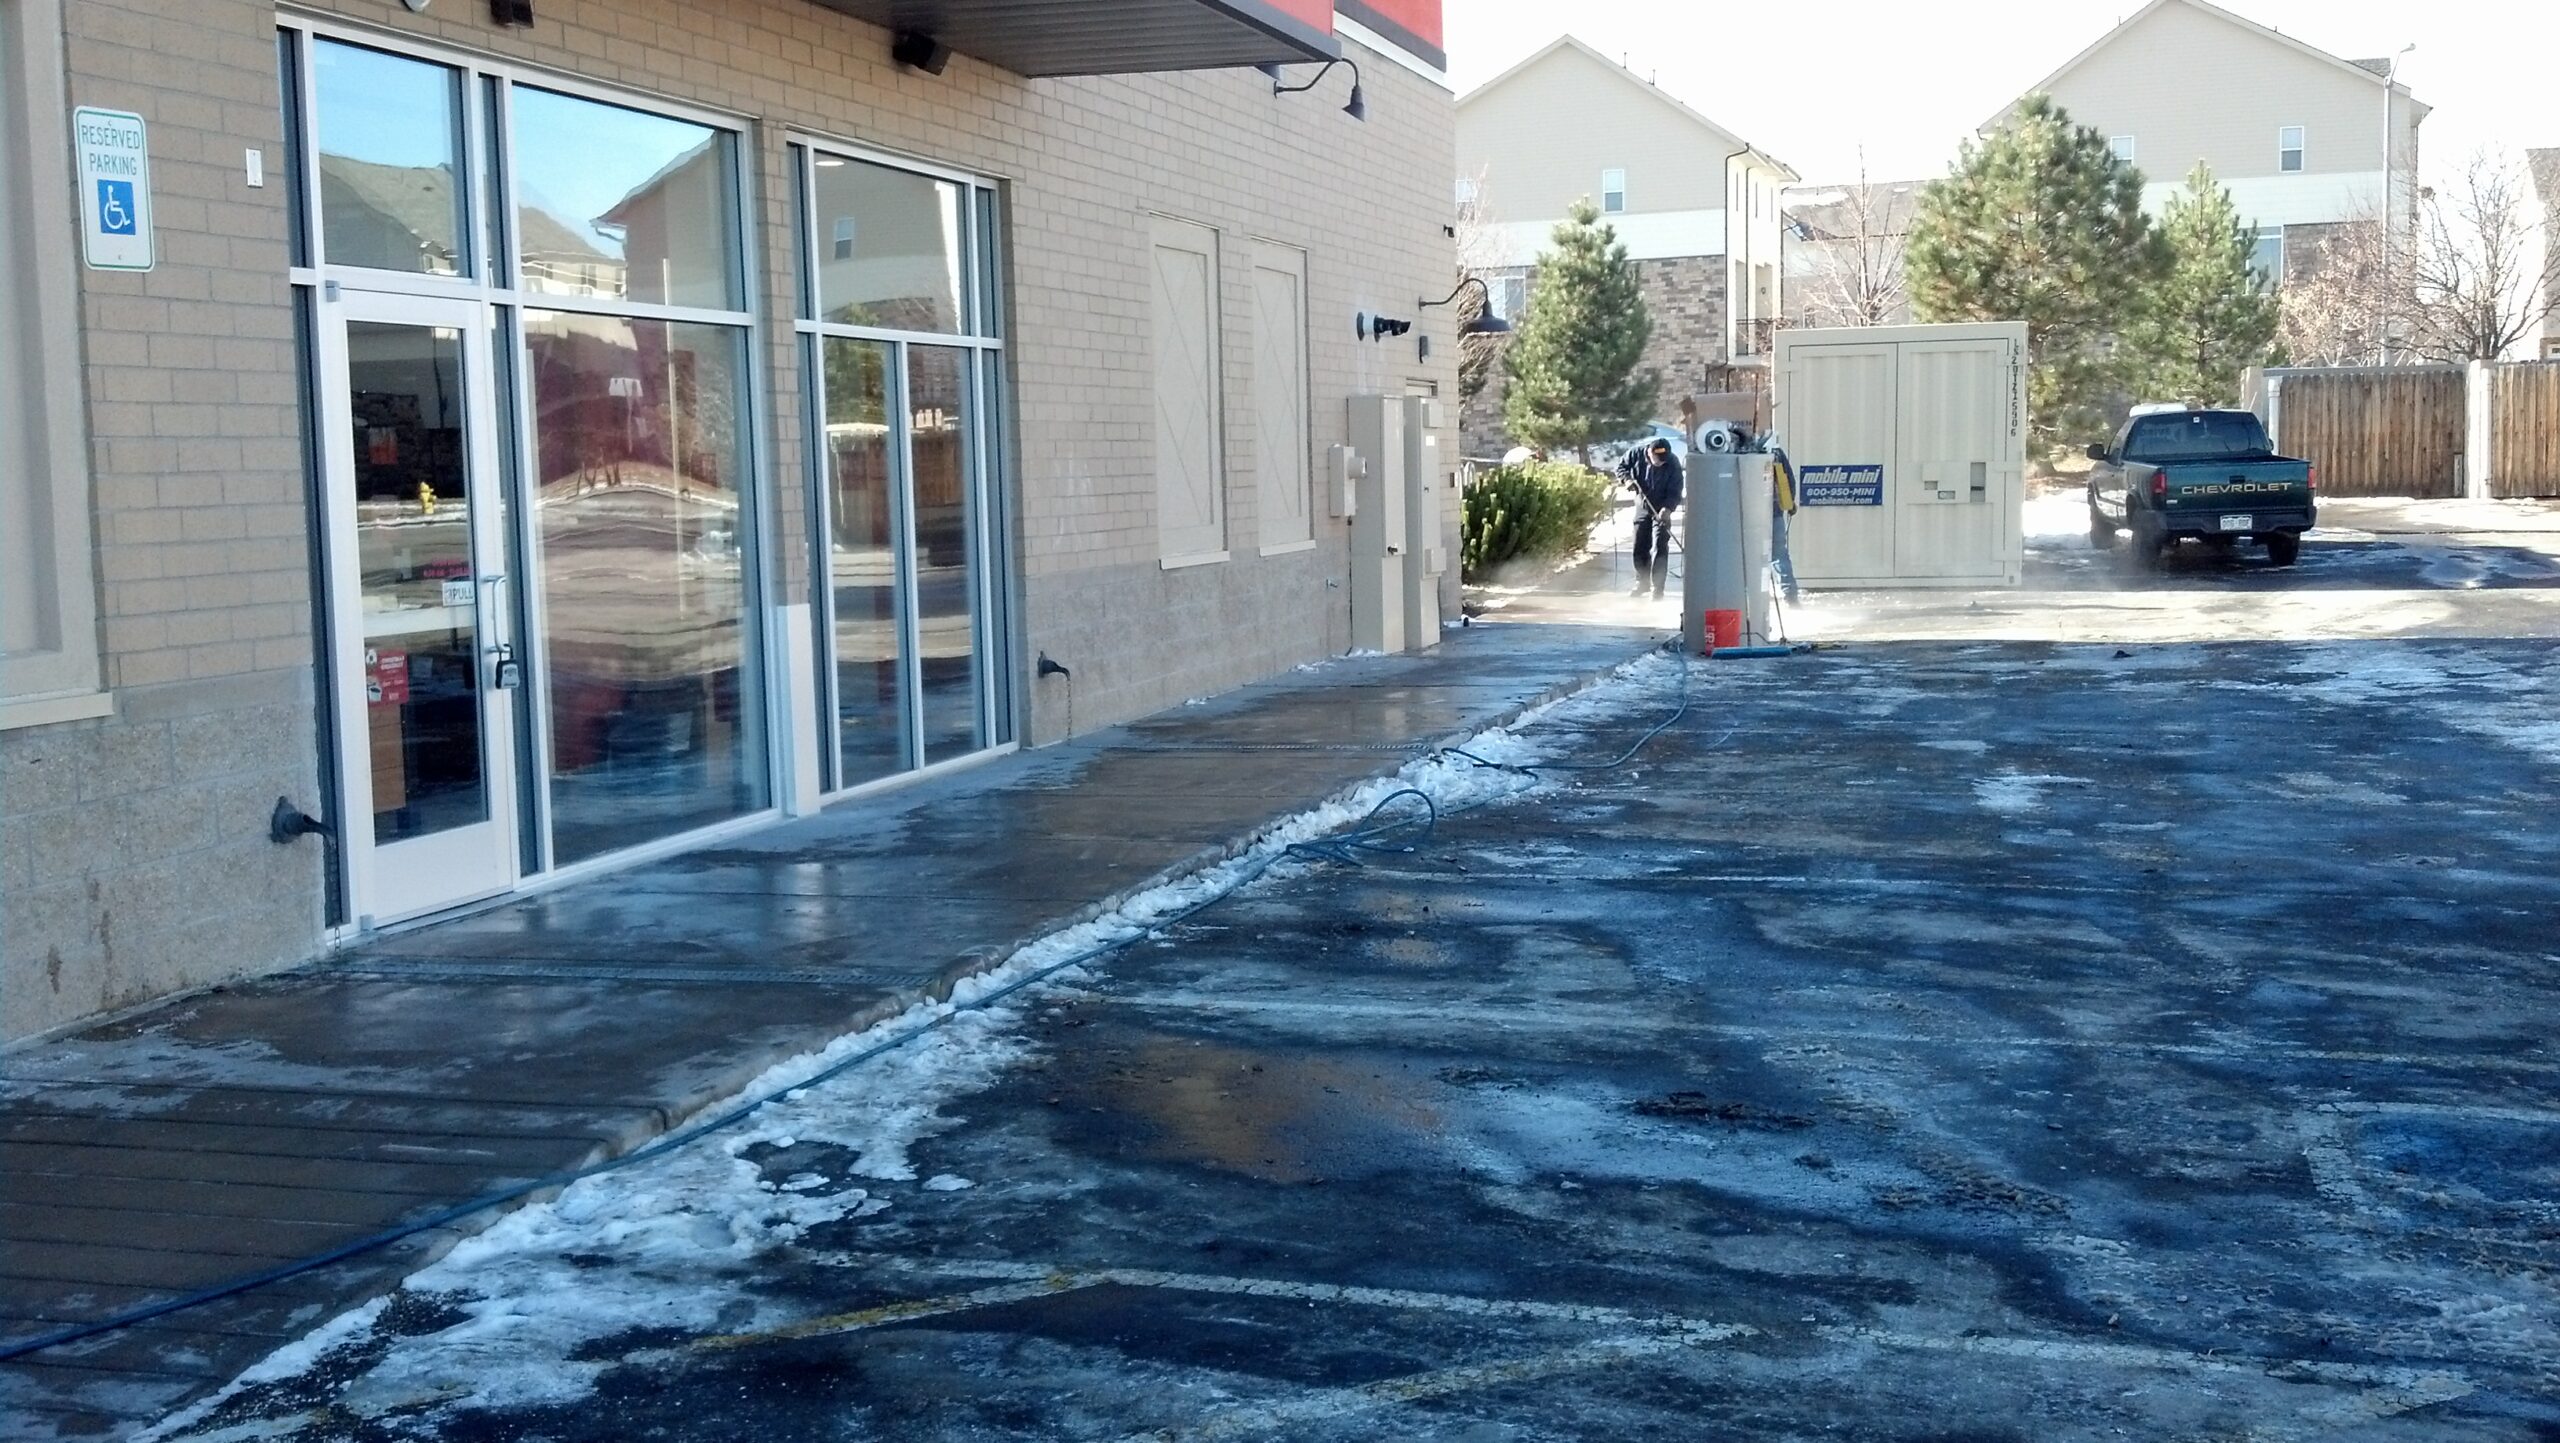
top-left (2307, 465), bottom-right (2318, 492)
top-left (2150, 469), bottom-right (2167, 501)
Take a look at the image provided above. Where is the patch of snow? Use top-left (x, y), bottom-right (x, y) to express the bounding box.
top-left (1973, 770), bottom-right (2085, 816)
top-left (2022, 492), bottom-right (2094, 552)
top-left (1920, 739), bottom-right (1991, 755)
top-left (922, 1174), bottom-right (974, 1192)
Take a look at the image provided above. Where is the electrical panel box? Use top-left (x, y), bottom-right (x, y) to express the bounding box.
top-left (1773, 322), bottom-right (2027, 589)
top-left (1326, 443), bottom-right (1361, 519)
top-left (1346, 395), bottom-right (1407, 653)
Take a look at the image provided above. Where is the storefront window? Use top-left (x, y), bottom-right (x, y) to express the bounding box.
top-left (311, 39), bottom-right (467, 277)
top-left (523, 313), bottom-right (763, 863)
top-left (811, 155), bottom-right (967, 333)
top-left (510, 86), bottom-right (740, 311)
top-left (796, 145), bottom-right (1008, 790)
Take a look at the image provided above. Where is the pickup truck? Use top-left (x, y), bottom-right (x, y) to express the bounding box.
top-left (2085, 408), bottom-right (2316, 568)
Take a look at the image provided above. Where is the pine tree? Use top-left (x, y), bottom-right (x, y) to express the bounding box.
top-left (2134, 164), bottom-right (2281, 404)
top-left (1907, 94), bottom-right (2166, 452)
top-left (1501, 199), bottom-right (1658, 464)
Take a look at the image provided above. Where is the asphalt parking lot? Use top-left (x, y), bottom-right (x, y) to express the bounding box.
top-left (156, 498), bottom-right (2560, 1442)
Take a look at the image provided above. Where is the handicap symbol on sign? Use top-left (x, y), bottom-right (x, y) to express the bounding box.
top-left (96, 180), bottom-right (137, 236)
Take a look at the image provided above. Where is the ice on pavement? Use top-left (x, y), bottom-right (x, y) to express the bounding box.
top-left (146, 650), bottom-right (1694, 1439)
top-left (1972, 770), bottom-right (2085, 815)
top-left (2282, 643), bottom-right (2560, 769)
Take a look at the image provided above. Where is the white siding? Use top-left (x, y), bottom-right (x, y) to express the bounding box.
top-left (1457, 42), bottom-right (1742, 221)
top-left (1483, 209), bottom-right (1728, 267)
top-left (2033, 0), bottom-right (2417, 193)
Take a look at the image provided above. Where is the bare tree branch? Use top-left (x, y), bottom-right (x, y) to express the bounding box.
top-left (1786, 154), bottom-right (1913, 328)
top-left (2281, 148), bottom-right (2560, 366)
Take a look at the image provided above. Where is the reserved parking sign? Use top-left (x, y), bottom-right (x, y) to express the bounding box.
top-left (73, 106), bottom-right (153, 272)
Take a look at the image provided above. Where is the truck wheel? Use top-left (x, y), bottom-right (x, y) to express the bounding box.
top-left (2135, 526), bottom-right (2171, 572)
top-left (2265, 531), bottom-right (2301, 567)
top-left (2088, 502), bottom-right (2119, 549)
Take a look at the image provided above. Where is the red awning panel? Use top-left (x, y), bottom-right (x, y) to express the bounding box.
top-left (1335, 0), bottom-right (1441, 68)
top-left (807, 0), bottom-right (1340, 77)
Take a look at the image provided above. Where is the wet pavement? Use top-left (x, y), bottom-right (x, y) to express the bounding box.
top-left (0, 622), bottom-right (1660, 1442)
top-left (132, 497), bottom-right (2560, 1441)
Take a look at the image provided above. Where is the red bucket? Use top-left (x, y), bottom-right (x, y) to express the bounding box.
top-left (1702, 609), bottom-right (1743, 653)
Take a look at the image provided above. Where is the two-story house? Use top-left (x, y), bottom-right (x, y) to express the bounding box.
top-left (1989, 0), bottom-right (2428, 288)
top-left (2529, 149), bottom-right (2560, 361)
top-left (1454, 35), bottom-right (1795, 456)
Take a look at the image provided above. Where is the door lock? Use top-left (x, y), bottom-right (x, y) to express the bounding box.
top-left (489, 641), bottom-right (522, 691)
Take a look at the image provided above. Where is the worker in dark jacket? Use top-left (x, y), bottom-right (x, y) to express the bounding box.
top-left (1616, 438), bottom-right (1684, 598)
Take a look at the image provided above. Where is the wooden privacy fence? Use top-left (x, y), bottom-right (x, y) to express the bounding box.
top-left (2489, 362), bottom-right (2560, 498)
top-left (2264, 366), bottom-right (2465, 497)
top-left (2258, 360), bottom-right (2560, 499)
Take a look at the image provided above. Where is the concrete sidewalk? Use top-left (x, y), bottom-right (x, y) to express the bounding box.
top-left (0, 620), bottom-right (1660, 1442)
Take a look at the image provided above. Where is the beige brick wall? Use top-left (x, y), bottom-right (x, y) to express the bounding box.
top-left (3, 0), bottom-right (318, 1041)
top-left (4, 0), bottom-right (1460, 1038)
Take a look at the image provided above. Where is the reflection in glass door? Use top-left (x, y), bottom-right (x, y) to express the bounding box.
top-left (822, 337), bottom-right (908, 786)
top-left (325, 295), bottom-right (518, 922)
top-left (909, 346), bottom-right (982, 765)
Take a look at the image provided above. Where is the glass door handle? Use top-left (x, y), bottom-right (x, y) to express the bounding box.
top-left (478, 576), bottom-right (522, 689)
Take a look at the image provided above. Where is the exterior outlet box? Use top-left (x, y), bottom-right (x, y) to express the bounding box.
top-left (1773, 322), bottom-right (2028, 590)
top-left (1326, 443), bottom-right (1361, 518)
top-left (1346, 396), bottom-right (1407, 653)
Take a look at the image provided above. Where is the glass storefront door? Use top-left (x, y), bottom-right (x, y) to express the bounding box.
top-left (322, 291), bottom-right (519, 921)
top-left (286, 26), bottom-right (773, 924)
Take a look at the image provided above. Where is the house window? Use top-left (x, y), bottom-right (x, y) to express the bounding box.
top-left (2, 0), bottom-right (108, 725)
top-left (2249, 227), bottom-right (2284, 288)
top-left (2110, 135), bottom-right (2136, 165)
top-left (1454, 176), bottom-right (1479, 207)
top-left (1491, 273), bottom-right (1527, 321)
top-left (2279, 126), bottom-right (2305, 172)
top-left (1601, 168), bottom-right (1626, 214)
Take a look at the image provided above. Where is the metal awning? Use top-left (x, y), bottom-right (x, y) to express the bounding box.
top-left (808, 0), bottom-right (1340, 78)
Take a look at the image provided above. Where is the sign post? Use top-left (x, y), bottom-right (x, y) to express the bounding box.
top-left (73, 106), bottom-right (153, 272)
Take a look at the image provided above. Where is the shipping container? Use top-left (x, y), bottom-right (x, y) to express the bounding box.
top-left (1772, 323), bottom-right (2027, 588)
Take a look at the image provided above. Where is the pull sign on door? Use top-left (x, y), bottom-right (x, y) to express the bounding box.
top-left (74, 106), bottom-right (153, 272)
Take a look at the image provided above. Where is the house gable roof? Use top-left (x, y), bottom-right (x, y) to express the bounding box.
top-left (1459, 34), bottom-right (1797, 181)
top-left (1983, 0), bottom-right (2430, 132)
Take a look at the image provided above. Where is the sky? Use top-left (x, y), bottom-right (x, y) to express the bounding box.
top-left (1443, 0), bottom-right (2560, 187)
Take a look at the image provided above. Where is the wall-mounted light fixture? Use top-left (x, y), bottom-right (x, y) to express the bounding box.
top-left (892, 30), bottom-right (953, 74)
top-left (1419, 276), bottom-right (1512, 336)
top-left (1268, 58), bottom-right (1365, 121)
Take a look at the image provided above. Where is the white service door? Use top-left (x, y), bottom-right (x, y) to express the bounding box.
top-left (1894, 339), bottom-right (2017, 579)
top-left (1783, 343), bottom-right (1898, 584)
top-left (321, 290), bottom-right (520, 924)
